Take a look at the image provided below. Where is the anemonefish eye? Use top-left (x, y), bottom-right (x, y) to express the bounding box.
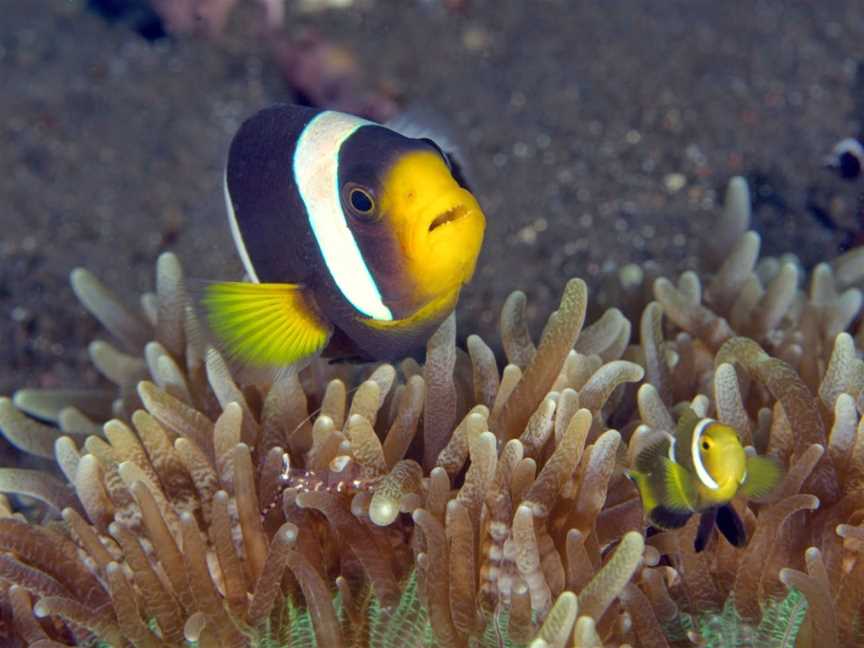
top-left (343, 183), bottom-right (378, 220)
top-left (702, 440), bottom-right (711, 451)
top-left (350, 188), bottom-right (374, 212)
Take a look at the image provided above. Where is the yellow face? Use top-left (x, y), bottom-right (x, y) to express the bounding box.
top-left (376, 150), bottom-right (486, 308)
top-left (697, 422), bottom-right (747, 504)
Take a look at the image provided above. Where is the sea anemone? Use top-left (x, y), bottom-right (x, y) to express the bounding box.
top-left (1, 176), bottom-right (863, 647)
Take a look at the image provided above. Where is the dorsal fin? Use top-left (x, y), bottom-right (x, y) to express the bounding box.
top-left (673, 407), bottom-right (702, 471)
top-left (634, 434), bottom-right (673, 474)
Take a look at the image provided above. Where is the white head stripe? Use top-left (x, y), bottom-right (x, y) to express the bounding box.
top-left (691, 418), bottom-right (719, 490)
top-left (293, 111), bottom-right (393, 321)
top-left (224, 173), bottom-right (260, 283)
top-left (833, 137), bottom-right (864, 159)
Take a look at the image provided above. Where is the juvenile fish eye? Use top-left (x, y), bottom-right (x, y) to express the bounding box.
top-left (627, 412), bottom-right (783, 552)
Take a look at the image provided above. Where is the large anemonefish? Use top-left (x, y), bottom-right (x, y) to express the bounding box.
top-left (203, 104), bottom-right (486, 367)
top-left (627, 409), bottom-right (783, 552)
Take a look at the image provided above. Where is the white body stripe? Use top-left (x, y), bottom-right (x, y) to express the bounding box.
top-left (691, 418), bottom-right (719, 490)
top-left (293, 111), bottom-right (393, 321)
top-left (224, 173), bottom-right (260, 283)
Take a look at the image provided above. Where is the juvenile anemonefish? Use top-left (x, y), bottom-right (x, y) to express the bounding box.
top-left (203, 104), bottom-right (486, 367)
top-left (627, 409), bottom-right (783, 552)
top-left (825, 137), bottom-right (864, 180)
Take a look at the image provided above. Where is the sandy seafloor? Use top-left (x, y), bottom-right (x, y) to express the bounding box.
top-left (2, 0), bottom-right (864, 395)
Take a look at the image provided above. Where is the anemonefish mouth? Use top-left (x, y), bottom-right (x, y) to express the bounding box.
top-left (428, 204), bottom-right (470, 232)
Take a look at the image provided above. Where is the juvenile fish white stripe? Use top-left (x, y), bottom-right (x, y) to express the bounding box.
top-left (691, 418), bottom-right (719, 490)
top-left (293, 111), bottom-right (393, 321)
top-left (224, 173), bottom-right (260, 283)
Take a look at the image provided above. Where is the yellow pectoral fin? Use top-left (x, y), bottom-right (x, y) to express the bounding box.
top-left (202, 282), bottom-right (332, 367)
top-left (740, 455), bottom-right (783, 501)
top-left (656, 457), bottom-right (698, 512)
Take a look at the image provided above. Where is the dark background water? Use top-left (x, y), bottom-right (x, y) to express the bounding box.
top-left (2, 0), bottom-right (863, 394)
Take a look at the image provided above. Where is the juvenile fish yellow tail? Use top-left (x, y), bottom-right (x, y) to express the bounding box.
top-left (626, 469), bottom-right (658, 513)
top-left (628, 468), bottom-right (692, 530)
